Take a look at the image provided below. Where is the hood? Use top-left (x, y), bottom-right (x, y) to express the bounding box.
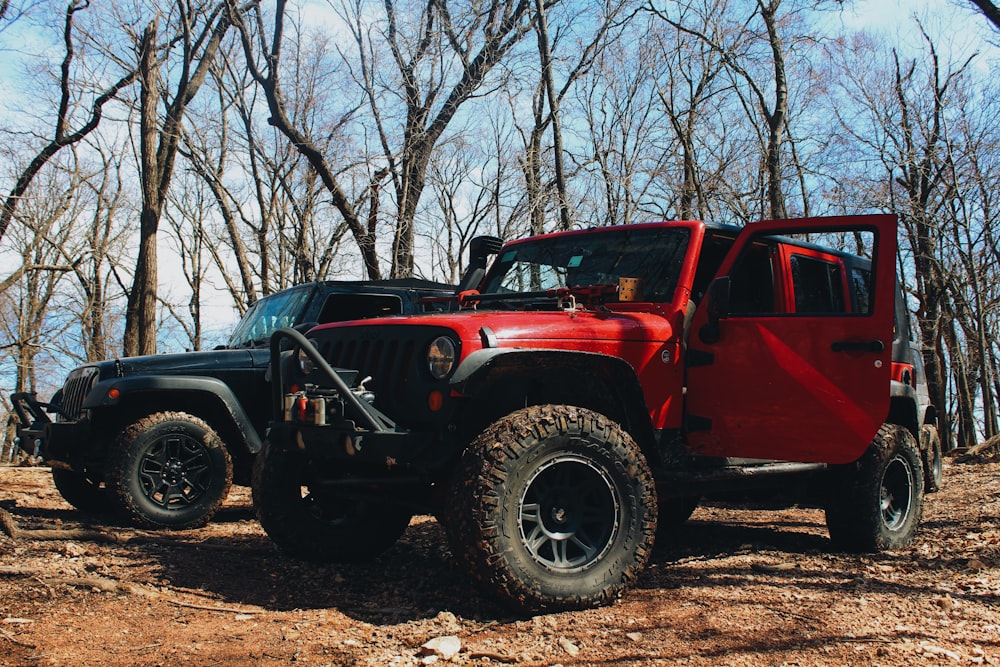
top-left (312, 307), bottom-right (678, 348)
top-left (93, 348), bottom-right (263, 380)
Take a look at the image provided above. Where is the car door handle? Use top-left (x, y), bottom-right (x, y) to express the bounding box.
top-left (831, 340), bottom-right (885, 353)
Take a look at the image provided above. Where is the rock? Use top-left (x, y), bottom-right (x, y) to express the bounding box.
top-left (558, 637), bottom-right (580, 656)
top-left (419, 635), bottom-right (461, 660)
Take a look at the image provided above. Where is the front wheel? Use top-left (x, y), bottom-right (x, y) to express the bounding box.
top-left (107, 412), bottom-right (233, 530)
top-left (825, 423), bottom-right (923, 552)
top-left (252, 438), bottom-right (413, 562)
top-left (445, 405), bottom-right (657, 614)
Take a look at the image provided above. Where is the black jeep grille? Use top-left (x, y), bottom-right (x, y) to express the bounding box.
top-left (58, 367), bottom-right (99, 421)
top-left (318, 336), bottom-right (417, 405)
top-left (312, 325), bottom-right (455, 425)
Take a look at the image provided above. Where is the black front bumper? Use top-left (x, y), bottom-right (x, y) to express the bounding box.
top-left (10, 392), bottom-right (89, 462)
top-left (267, 327), bottom-right (453, 472)
top-left (267, 421), bottom-right (439, 469)
top-left (10, 392), bottom-right (51, 457)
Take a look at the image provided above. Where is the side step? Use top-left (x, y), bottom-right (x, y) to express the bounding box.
top-left (656, 461), bottom-right (827, 498)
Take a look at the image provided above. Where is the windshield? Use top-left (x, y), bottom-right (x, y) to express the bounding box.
top-left (227, 286), bottom-right (315, 348)
top-left (481, 226), bottom-right (690, 304)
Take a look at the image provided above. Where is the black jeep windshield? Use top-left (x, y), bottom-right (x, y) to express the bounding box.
top-left (227, 285), bottom-right (314, 348)
top-left (481, 226), bottom-right (690, 304)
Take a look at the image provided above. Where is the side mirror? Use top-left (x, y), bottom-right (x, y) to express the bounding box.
top-left (699, 276), bottom-right (731, 345)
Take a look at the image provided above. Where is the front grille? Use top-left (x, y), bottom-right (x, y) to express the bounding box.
top-left (58, 367), bottom-right (99, 421)
top-left (319, 336), bottom-right (417, 406)
top-left (312, 325), bottom-right (455, 425)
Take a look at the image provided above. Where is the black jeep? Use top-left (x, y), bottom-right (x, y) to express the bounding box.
top-left (10, 278), bottom-right (455, 529)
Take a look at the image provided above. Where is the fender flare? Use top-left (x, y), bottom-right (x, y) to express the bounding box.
top-left (82, 375), bottom-right (263, 454)
top-left (450, 348), bottom-right (657, 453)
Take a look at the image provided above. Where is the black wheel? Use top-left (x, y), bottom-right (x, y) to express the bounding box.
top-left (825, 423), bottom-right (923, 552)
top-left (920, 424), bottom-right (943, 493)
top-left (51, 468), bottom-right (112, 514)
top-left (107, 412), bottom-right (233, 529)
top-left (445, 405), bottom-right (657, 614)
top-left (252, 438), bottom-right (413, 562)
top-left (657, 495), bottom-right (700, 530)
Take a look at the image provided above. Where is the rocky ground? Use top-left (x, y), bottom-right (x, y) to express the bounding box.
top-left (0, 458), bottom-right (997, 667)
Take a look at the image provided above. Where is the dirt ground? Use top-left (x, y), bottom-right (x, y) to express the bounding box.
top-left (0, 459), bottom-right (997, 667)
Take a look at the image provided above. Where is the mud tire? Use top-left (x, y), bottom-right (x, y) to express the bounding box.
top-left (52, 468), bottom-right (111, 514)
top-left (108, 412), bottom-right (232, 530)
top-left (252, 438), bottom-right (412, 562)
top-left (825, 423), bottom-right (923, 552)
top-left (444, 405), bottom-right (657, 614)
top-left (920, 424), bottom-right (943, 493)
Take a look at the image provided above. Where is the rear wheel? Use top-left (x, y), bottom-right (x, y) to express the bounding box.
top-left (445, 405), bottom-right (657, 613)
top-left (825, 423), bottom-right (923, 552)
top-left (252, 438), bottom-right (412, 562)
top-left (108, 412), bottom-right (232, 530)
top-left (52, 468), bottom-right (112, 514)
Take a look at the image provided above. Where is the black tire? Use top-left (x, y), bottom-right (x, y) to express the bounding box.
top-left (658, 495), bottom-right (700, 530)
top-left (107, 412), bottom-right (233, 530)
top-left (920, 424), bottom-right (943, 493)
top-left (252, 438), bottom-right (413, 562)
top-left (825, 423), bottom-right (923, 552)
top-left (51, 468), bottom-right (112, 514)
top-left (444, 405), bottom-right (657, 614)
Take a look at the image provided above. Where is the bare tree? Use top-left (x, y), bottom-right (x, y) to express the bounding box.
top-left (341, 0), bottom-right (543, 276)
top-left (826, 21), bottom-right (986, 448)
top-left (966, 0), bottom-right (1000, 32)
top-left (648, 0), bottom-right (806, 219)
top-left (122, 4), bottom-right (237, 357)
top-left (0, 0), bottom-right (138, 286)
top-left (227, 0), bottom-right (381, 279)
top-left (0, 164), bottom-right (85, 395)
top-left (648, 6), bottom-right (728, 221)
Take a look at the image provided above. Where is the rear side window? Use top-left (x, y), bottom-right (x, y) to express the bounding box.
top-left (790, 254), bottom-right (845, 313)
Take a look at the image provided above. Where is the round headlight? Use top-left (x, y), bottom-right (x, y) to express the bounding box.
top-left (297, 339), bottom-right (319, 374)
top-left (427, 336), bottom-right (457, 380)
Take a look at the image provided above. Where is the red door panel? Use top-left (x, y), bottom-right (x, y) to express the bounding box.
top-left (684, 215), bottom-right (897, 464)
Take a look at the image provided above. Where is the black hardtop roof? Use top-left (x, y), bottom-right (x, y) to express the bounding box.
top-left (295, 278), bottom-right (456, 293)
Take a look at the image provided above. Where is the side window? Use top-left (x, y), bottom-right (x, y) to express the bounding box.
top-left (789, 254), bottom-right (845, 313)
top-left (729, 242), bottom-right (776, 314)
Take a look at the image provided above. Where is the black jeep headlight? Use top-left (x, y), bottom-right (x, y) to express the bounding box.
top-left (427, 335), bottom-right (457, 379)
top-left (297, 339), bottom-right (319, 375)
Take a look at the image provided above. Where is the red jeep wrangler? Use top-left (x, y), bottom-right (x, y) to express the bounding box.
top-left (259, 214), bottom-right (940, 613)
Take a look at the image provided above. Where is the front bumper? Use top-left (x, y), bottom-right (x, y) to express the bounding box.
top-left (267, 327), bottom-right (450, 471)
top-left (10, 392), bottom-right (89, 462)
top-left (10, 392), bottom-right (51, 457)
top-left (268, 421), bottom-right (437, 469)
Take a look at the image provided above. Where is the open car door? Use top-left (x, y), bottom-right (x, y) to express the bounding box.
top-left (684, 214), bottom-right (897, 464)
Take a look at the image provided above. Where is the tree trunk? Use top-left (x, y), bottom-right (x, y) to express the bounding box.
top-left (123, 21), bottom-right (161, 357)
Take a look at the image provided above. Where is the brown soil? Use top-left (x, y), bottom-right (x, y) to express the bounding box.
top-left (1, 460), bottom-right (997, 666)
